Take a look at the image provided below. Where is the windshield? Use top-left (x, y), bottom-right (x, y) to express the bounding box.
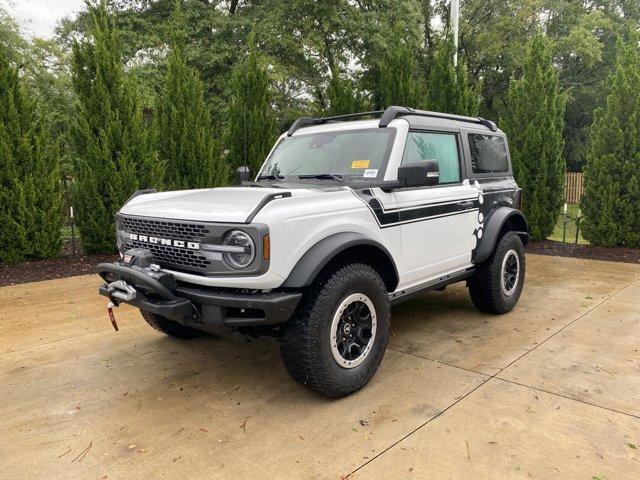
top-left (258, 128), bottom-right (396, 182)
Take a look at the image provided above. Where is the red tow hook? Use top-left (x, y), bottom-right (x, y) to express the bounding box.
top-left (107, 301), bottom-right (119, 331)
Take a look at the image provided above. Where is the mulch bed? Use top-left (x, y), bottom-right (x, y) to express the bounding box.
top-left (0, 241), bottom-right (117, 288)
top-left (525, 240), bottom-right (640, 264)
top-left (1, 239), bottom-right (638, 288)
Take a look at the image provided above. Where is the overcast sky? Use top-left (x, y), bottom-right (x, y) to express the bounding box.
top-left (2, 0), bottom-right (86, 38)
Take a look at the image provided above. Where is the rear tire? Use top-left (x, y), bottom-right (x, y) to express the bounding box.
top-left (280, 263), bottom-right (390, 398)
top-left (140, 311), bottom-right (205, 339)
top-left (469, 231), bottom-right (525, 314)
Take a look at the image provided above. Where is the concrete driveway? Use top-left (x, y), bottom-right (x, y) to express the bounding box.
top-left (1, 254), bottom-right (639, 480)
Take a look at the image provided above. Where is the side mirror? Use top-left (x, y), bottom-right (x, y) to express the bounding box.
top-left (235, 166), bottom-right (251, 185)
top-left (397, 159), bottom-right (439, 188)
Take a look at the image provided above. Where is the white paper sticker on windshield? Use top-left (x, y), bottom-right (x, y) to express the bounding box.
top-left (363, 169), bottom-right (378, 178)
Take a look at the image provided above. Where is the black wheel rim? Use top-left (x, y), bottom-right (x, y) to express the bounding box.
top-left (501, 249), bottom-right (520, 296)
top-left (330, 294), bottom-right (377, 368)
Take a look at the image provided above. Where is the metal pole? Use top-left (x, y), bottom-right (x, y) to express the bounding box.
top-left (243, 104), bottom-right (247, 173)
top-left (575, 208), bottom-right (581, 244)
top-left (562, 203), bottom-right (567, 243)
top-left (70, 206), bottom-right (76, 256)
top-left (451, 0), bottom-right (459, 67)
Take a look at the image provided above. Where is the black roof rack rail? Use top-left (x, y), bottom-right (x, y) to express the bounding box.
top-left (287, 110), bottom-right (385, 136)
top-left (378, 105), bottom-right (498, 131)
top-left (286, 106), bottom-right (497, 136)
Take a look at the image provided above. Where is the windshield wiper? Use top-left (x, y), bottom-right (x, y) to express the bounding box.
top-left (298, 174), bottom-right (343, 181)
top-left (256, 174), bottom-right (285, 181)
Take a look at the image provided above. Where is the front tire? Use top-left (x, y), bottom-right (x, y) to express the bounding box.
top-left (140, 311), bottom-right (205, 339)
top-left (468, 231), bottom-right (525, 314)
top-left (280, 263), bottom-right (390, 398)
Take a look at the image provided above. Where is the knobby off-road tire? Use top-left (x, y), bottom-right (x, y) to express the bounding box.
top-left (469, 231), bottom-right (525, 314)
top-left (280, 263), bottom-right (390, 398)
top-left (140, 311), bottom-right (205, 339)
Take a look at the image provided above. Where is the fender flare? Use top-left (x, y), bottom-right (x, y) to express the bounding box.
top-left (281, 232), bottom-right (399, 289)
top-left (474, 207), bottom-right (529, 264)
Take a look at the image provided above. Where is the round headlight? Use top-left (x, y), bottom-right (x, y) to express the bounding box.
top-left (222, 230), bottom-right (255, 269)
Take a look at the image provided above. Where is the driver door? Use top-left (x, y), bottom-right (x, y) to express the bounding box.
top-left (394, 130), bottom-right (479, 287)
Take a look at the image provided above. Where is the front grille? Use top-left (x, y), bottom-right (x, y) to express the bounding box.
top-left (120, 216), bottom-right (209, 240)
top-left (125, 239), bottom-right (210, 273)
top-left (119, 216), bottom-right (213, 274)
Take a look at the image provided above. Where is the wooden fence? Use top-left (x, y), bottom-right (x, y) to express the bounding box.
top-left (564, 172), bottom-right (584, 204)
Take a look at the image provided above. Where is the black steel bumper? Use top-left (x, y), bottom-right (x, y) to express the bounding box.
top-left (96, 262), bottom-right (301, 329)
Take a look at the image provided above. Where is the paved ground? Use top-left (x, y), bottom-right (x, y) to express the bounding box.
top-left (1, 254), bottom-right (639, 480)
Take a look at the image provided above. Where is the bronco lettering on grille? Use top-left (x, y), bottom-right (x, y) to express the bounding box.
top-left (128, 233), bottom-right (200, 250)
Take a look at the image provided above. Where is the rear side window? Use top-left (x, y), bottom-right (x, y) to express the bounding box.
top-left (402, 132), bottom-right (460, 184)
top-left (469, 134), bottom-right (509, 174)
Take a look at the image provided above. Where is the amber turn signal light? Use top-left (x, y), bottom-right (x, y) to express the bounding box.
top-left (262, 235), bottom-right (270, 261)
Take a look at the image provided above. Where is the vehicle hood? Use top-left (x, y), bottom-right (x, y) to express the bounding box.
top-left (119, 186), bottom-right (325, 223)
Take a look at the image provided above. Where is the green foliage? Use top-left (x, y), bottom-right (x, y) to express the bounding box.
top-left (424, 35), bottom-right (480, 116)
top-left (225, 33), bottom-right (278, 176)
top-left (501, 34), bottom-right (566, 241)
top-left (57, 0), bottom-right (640, 172)
top-left (71, 0), bottom-right (161, 254)
top-left (544, 0), bottom-right (633, 172)
top-left (2, 0), bottom-right (637, 258)
top-left (25, 125), bottom-right (64, 259)
top-left (0, 6), bottom-right (29, 65)
top-left (0, 44), bottom-right (28, 263)
top-left (0, 43), bottom-right (63, 263)
top-left (324, 66), bottom-right (364, 116)
top-left (156, 2), bottom-right (225, 190)
top-left (375, 24), bottom-right (422, 108)
top-left (581, 33), bottom-right (640, 247)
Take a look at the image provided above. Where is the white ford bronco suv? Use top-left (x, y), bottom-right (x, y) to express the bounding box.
top-left (97, 106), bottom-right (528, 398)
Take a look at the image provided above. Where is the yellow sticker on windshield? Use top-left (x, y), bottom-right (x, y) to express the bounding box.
top-left (351, 160), bottom-right (370, 169)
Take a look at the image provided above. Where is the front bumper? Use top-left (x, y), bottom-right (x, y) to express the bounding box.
top-left (96, 261), bottom-right (301, 329)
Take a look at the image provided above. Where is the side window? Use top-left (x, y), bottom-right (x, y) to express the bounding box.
top-left (401, 132), bottom-right (461, 184)
top-left (468, 134), bottom-right (509, 174)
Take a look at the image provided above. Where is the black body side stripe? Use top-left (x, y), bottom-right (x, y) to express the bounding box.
top-left (352, 189), bottom-right (480, 228)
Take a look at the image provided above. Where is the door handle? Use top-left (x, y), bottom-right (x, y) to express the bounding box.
top-left (457, 201), bottom-right (475, 210)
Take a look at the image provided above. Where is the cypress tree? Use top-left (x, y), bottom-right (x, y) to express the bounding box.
top-left (0, 43), bottom-right (62, 263)
top-left (581, 33), bottom-right (640, 247)
top-left (156, 1), bottom-right (224, 190)
top-left (225, 33), bottom-right (278, 176)
top-left (0, 44), bottom-right (28, 263)
top-left (24, 124), bottom-right (64, 259)
top-left (376, 24), bottom-right (422, 108)
top-left (424, 35), bottom-right (480, 116)
top-left (325, 66), bottom-right (363, 116)
top-left (501, 35), bottom-right (566, 241)
top-left (71, 0), bottom-right (160, 253)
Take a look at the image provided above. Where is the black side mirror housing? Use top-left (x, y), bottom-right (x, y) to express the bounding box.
top-left (397, 159), bottom-right (439, 188)
top-left (235, 166), bottom-right (251, 185)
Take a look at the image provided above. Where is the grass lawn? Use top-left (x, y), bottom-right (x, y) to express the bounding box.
top-left (548, 204), bottom-right (588, 244)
